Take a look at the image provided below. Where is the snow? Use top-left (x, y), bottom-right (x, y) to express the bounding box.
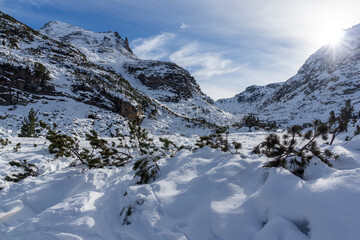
top-left (1, 129), bottom-right (360, 239)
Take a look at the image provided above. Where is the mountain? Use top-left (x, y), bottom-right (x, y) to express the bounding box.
top-left (39, 21), bottom-right (232, 127)
top-left (0, 12), bottom-right (232, 136)
top-left (0, 12), bottom-right (144, 120)
top-left (217, 24), bottom-right (360, 124)
top-left (215, 82), bottom-right (283, 115)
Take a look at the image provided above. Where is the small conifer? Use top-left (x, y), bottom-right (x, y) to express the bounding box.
top-left (18, 108), bottom-right (38, 137)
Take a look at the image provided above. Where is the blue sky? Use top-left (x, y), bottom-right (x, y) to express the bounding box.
top-left (1, 0), bottom-right (360, 100)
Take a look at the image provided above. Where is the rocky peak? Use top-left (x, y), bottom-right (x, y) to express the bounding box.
top-left (124, 60), bottom-right (206, 102)
top-left (40, 21), bottom-right (136, 60)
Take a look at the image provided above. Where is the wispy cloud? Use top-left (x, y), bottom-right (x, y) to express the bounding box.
top-left (132, 33), bottom-right (242, 79)
top-left (132, 33), bottom-right (176, 60)
top-left (169, 43), bottom-right (240, 80)
top-left (180, 23), bottom-right (190, 30)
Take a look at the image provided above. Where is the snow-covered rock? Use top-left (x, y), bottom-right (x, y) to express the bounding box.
top-left (216, 82), bottom-right (283, 115)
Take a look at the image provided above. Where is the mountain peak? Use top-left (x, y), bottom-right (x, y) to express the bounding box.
top-left (40, 20), bottom-right (99, 41)
top-left (39, 20), bottom-right (137, 61)
top-left (41, 20), bottom-right (84, 33)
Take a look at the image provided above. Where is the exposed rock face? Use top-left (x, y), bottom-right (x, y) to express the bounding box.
top-left (125, 60), bottom-right (203, 102)
top-left (0, 63), bottom-right (55, 103)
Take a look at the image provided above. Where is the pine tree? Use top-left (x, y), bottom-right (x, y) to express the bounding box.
top-left (128, 120), bottom-right (162, 184)
top-left (18, 108), bottom-right (38, 137)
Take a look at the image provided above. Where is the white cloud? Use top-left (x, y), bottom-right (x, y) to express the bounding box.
top-left (169, 43), bottom-right (241, 80)
top-left (132, 32), bottom-right (176, 60)
top-left (180, 23), bottom-right (190, 30)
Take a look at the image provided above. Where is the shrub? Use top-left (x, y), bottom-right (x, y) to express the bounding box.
top-left (355, 125), bottom-right (360, 136)
top-left (159, 137), bottom-right (188, 157)
top-left (239, 113), bottom-right (277, 131)
top-left (243, 113), bottom-right (260, 128)
top-left (34, 62), bottom-right (50, 80)
top-left (253, 120), bottom-right (338, 178)
top-left (13, 143), bottom-right (21, 152)
top-left (328, 99), bottom-right (354, 145)
top-left (46, 129), bottom-right (86, 166)
top-left (195, 128), bottom-right (242, 154)
top-left (83, 130), bottom-right (131, 168)
top-left (5, 160), bottom-right (39, 182)
top-left (0, 138), bottom-right (10, 147)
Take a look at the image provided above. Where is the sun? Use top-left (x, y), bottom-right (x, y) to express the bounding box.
top-left (315, 22), bottom-right (347, 47)
top-left (325, 28), bottom-right (346, 45)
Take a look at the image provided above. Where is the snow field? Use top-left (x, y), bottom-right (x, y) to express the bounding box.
top-left (0, 131), bottom-right (360, 239)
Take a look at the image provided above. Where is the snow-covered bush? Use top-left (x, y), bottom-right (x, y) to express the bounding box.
top-left (355, 125), bottom-right (360, 136)
top-left (253, 120), bottom-right (338, 178)
top-left (195, 128), bottom-right (242, 154)
top-left (46, 128), bottom-right (85, 166)
top-left (127, 120), bottom-right (163, 184)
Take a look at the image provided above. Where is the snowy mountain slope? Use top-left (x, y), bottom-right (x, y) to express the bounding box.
top-left (217, 24), bottom-right (360, 125)
top-left (0, 11), bottom-right (145, 121)
top-left (1, 132), bottom-right (360, 239)
top-left (40, 21), bottom-right (137, 65)
top-left (39, 21), bottom-right (233, 126)
top-left (0, 11), bottom-right (234, 135)
top-left (216, 82), bottom-right (283, 115)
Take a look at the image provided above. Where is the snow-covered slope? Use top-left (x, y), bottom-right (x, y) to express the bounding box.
top-left (217, 24), bottom-right (360, 125)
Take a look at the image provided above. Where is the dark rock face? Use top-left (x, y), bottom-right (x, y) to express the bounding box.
top-left (125, 60), bottom-right (203, 102)
top-left (0, 63), bottom-right (55, 105)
